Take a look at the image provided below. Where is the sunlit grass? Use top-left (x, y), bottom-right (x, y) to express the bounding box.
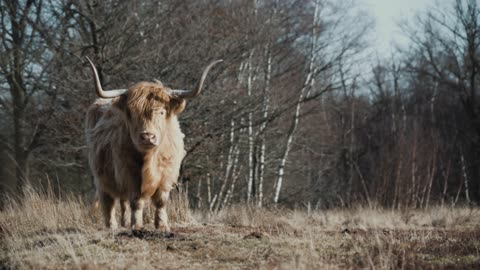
top-left (0, 186), bottom-right (479, 269)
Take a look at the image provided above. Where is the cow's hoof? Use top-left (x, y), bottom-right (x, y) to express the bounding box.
top-left (131, 224), bottom-right (143, 231)
top-left (107, 222), bottom-right (118, 230)
top-left (156, 224), bottom-right (171, 233)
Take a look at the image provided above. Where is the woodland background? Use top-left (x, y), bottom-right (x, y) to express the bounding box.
top-left (1, 0), bottom-right (480, 210)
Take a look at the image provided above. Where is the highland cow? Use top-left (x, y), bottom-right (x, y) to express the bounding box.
top-left (85, 57), bottom-right (221, 231)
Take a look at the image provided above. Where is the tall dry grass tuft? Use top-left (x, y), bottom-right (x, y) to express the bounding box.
top-left (0, 184), bottom-right (194, 269)
top-left (167, 186), bottom-right (193, 223)
top-left (0, 184), bottom-right (94, 236)
top-left (0, 185), bottom-right (97, 269)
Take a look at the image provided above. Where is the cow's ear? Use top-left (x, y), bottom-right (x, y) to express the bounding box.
top-left (169, 98), bottom-right (186, 115)
top-left (113, 94), bottom-right (130, 119)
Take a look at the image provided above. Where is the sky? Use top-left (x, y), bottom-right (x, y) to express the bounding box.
top-left (362, 0), bottom-right (437, 56)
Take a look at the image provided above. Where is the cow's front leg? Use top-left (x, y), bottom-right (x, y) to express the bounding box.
top-left (130, 197), bottom-right (145, 230)
top-left (100, 192), bottom-right (117, 229)
top-left (153, 190), bottom-right (170, 232)
top-left (120, 200), bottom-right (129, 227)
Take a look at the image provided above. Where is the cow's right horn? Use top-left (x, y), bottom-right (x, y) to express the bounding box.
top-left (86, 57), bottom-right (128, 98)
top-left (170, 60), bottom-right (223, 99)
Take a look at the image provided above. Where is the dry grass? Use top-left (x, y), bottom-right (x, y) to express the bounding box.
top-left (1, 188), bottom-right (479, 269)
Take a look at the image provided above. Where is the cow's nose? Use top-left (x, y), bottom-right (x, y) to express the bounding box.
top-left (140, 132), bottom-right (156, 143)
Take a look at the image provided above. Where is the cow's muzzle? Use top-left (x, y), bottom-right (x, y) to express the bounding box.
top-left (139, 132), bottom-right (157, 146)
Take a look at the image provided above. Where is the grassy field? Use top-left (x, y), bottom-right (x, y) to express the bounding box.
top-left (0, 188), bottom-right (479, 269)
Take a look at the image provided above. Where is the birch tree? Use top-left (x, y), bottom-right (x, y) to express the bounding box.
top-left (273, 1), bottom-right (320, 204)
top-left (257, 45), bottom-right (272, 207)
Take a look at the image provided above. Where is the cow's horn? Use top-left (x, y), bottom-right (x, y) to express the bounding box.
top-left (86, 57), bottom-right (128, 98)
top-left (170, 60), bottom-right (223, 98)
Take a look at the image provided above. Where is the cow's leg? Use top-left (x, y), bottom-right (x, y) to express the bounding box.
top-left (100, 192), bottom-right (117, 229)
top-left (120, 199), bottom-right (129, 227)
top-left (153, 190), bottom-right (170, 232)
top-left (130, 197), bottom-right (145, 230)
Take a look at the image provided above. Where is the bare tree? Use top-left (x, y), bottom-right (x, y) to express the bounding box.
top-left (0, 0), bottom-right (75, 192)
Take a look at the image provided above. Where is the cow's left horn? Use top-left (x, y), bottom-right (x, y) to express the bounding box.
top-left (86, 57), bottom-right (128, 99)
top-left (170, 60), bottom-right (223, 98)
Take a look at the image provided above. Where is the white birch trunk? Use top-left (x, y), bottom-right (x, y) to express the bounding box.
top-left (207, 173), bottom-right (212, 203)
top-left (273, 2), bottom-right (320, 204)
top-left (273, 112), bottom-right (299, 204)
top-left (213, 118), bottom-right (237, 212)
top-left (410, 133), bottom-right (418, 208)
top-left (196, 177), bottom-right (202, 209)
top-left (206, 154), bottom-right (212, 209)
top-left (460, 149), bottom-right (471, 203)
top-left (209, 194), bottom-right (217, 211)
top-left (221, 147), bottom-right (241, 209)
top-left (424, 149), bottom-right (437, 209)
top-left (257, 44), bottom-right (272, 207)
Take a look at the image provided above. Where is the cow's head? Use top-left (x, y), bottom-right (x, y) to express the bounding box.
top-left (86, 57), bottom-right (222, 152)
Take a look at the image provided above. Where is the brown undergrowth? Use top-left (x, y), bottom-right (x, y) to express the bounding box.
top-left (0, 187), bottom-right (479, 269)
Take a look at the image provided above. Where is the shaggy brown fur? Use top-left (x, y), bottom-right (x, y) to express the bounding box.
top-left (86, 82), bottom-right (186, 231)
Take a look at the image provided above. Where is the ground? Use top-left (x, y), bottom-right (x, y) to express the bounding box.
top-left (0, 189), bottom-right (479, 269)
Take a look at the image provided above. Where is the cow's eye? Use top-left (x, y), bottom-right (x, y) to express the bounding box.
top-left (153, 108), bottom-right (165, 116)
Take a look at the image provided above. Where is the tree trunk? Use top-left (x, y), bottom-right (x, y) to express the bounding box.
top-left (273, 1), bottom-right (319, 204)
top-left (7, 1), bottom-right (29, 192)
top-left (213, 118), bottom-right (237, 212)
top-left (221, 147), bottom-right (241, 209)
top-left (246, 49), bottom-right (256, 204)
top-left (257, 44), bottom-right (272, 207)
top-left (460, 148), bottom-right (471, 203)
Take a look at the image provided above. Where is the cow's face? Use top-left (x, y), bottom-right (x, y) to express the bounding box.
top-left (116, 82), bottom-right (185, 152)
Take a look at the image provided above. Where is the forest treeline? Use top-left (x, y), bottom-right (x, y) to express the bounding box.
top-left (1, 0), bottom-right (479, 209)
